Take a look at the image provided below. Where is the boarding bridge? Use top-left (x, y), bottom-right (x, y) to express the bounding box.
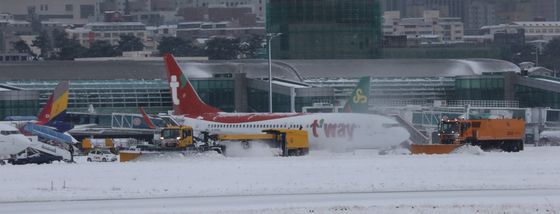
top-left (111, 113), bottom-right (177, 129)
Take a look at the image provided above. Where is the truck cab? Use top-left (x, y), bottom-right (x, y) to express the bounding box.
top-left (160, 126), bottom-right (193, 148)
top-left (439, 120), bottom-right (466, 144)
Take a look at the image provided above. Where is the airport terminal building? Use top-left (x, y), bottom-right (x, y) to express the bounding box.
top-left (1, 58), bottom-right (560, 119)
top-left (4, 57), bottom-right (560, 143)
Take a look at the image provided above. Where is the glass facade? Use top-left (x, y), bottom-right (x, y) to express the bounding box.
top-left (295, 96), bottom-right (335, 112)
top-left (516, 85), bottom-right (560, 109)
top-left (1, 80), bottom-right (172, 114)
top-left (305, 77), bottom-right (455, 107)
top-left (267, 0), bottom-right (382, 59)
top-left (247, 87), bottom-right (291, 112)
top-left (1, 80), bottom-right (238, 114)
top-left (0, 91), bottom-right (40, 120)
top-left (455, 76), bottom-right (505, 100)
top-left (190, 79), bottom-right (235, 112)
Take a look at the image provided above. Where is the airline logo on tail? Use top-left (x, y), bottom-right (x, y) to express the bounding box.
top-left (352, 89), bottom-right (367, 104)
top-left (163, 54), bottom-right (221, 116)
top-left (36, 81), bottom-right (73, 132)
top-left (170, 75), bottom-right (180, 105)
top-left (344, 76), bottom-right (370, 113)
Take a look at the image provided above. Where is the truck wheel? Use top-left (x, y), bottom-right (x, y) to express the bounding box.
top-left (516, 141), bottom-right (524, 152)
top-left (87, 158), bottom-right (92, 162)
top-left (102, 158), bottom-right (107, 162)
top-left (501, 142), bottom-right (511, 152)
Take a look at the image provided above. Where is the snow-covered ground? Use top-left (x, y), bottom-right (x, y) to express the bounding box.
top-left (1, 146), bottom-right (560, 213)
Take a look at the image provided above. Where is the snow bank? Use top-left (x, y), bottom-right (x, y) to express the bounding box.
top-left (0, 147), bottom-right (559, 203)
top-left (450, 145), bottom-right (485, 155)
top-left (223, 141), bottom-right (282, 157)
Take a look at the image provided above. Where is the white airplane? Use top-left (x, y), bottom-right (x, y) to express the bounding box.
top-left (163, 54), bottom-right (410, 151)
top-left (0, 81), bottom-right (77, 162)
top-left (0, 123), bottom-right (31, 160)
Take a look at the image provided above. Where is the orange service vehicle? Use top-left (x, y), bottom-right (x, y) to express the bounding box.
top-left (411, 118), bottom-right (525, 154)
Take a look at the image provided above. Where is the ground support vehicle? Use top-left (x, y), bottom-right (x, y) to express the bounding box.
top-left (411, 119), bottom-right (525, 154)
top-left (119, 126), bottom-right (309, 162)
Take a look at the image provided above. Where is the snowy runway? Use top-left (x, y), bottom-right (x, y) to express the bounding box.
top-left (1, 146), bottom-right (560, 213)
top-left (2, 188), bottom-right (560, 214)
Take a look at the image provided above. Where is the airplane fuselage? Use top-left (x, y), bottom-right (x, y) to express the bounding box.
top-left (0, 124), bottom-right (31, 160)
top-left (174, 112), bottom-right (410, 151)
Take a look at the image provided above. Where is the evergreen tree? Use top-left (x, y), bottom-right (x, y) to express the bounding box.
top-left (206, 37), bottom-right (240, 60)
top-left (85, 40), bottom-right (119, 57)
top-left (240, 34), bottom-right (264, 59)
top-left (543, 38), bottom-right (560, 72)
top-left (157, 37), bottom-right (193, 56)
top-left (12, 40), bottom-right (34, 56)
top-left (117, 35), bottom-right (144, 52)
top-left (31, 31), bottom-right (51, 58)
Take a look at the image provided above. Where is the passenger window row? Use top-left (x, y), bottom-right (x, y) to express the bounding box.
top-left (209, 124), bottom-right (307, 129)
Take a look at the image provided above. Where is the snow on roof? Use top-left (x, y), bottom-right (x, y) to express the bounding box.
top-left (86, 22), bottom-right (145, 26)
top-left (271, 80), bottom-right (308, 88)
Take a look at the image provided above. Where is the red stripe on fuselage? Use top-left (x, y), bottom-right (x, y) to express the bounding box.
top-left (186, 112), bottom-right (307, 123)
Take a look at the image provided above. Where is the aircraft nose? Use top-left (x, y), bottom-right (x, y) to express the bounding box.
top-left (387, 126), bottom-right (411, 142)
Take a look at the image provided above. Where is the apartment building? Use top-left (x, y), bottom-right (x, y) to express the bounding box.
top-left (66, 22), bottom-right (148, 48)
top-left (383, 10), bottom-right (464, 43)
top-left (0, 0), bottom-right (104, 25)
top-left (482, 21), bottom-right (560, 42)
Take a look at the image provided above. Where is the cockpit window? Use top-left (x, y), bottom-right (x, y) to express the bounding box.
top-left (1, 130), bottom-right (20, 135)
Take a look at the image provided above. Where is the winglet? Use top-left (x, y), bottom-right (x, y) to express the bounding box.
top-left (343, 77), bottom-right (370, 113)
top-left (163, 54), bottom-right (221, 116)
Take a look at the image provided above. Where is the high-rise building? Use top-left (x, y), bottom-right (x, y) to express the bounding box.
top-left (267, 0), bottom-right (382, 59)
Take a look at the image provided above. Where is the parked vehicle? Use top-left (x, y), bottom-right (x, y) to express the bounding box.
top-left (87, 149), bottom-right (117, 162)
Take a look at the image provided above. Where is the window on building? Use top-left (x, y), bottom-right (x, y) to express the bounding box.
top-left (65, 4), bottom-right (73, 12)
top-left (80, 5), bottom-right (95, 19)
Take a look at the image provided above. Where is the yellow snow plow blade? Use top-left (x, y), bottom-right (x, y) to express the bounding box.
top-left (410, 144), bottom-right (464, 155)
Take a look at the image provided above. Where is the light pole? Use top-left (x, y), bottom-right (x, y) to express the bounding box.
top-left (267, 32), bottom-right (282, 113)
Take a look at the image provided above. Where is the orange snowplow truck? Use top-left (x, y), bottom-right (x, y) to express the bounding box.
top-left (438, 118), bottom-right (525, 152)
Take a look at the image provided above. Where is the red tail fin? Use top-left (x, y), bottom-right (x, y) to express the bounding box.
top-left (139, 107), bottom-right (156, 129)
top-left (163, 54), bottom-right (221, 116)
